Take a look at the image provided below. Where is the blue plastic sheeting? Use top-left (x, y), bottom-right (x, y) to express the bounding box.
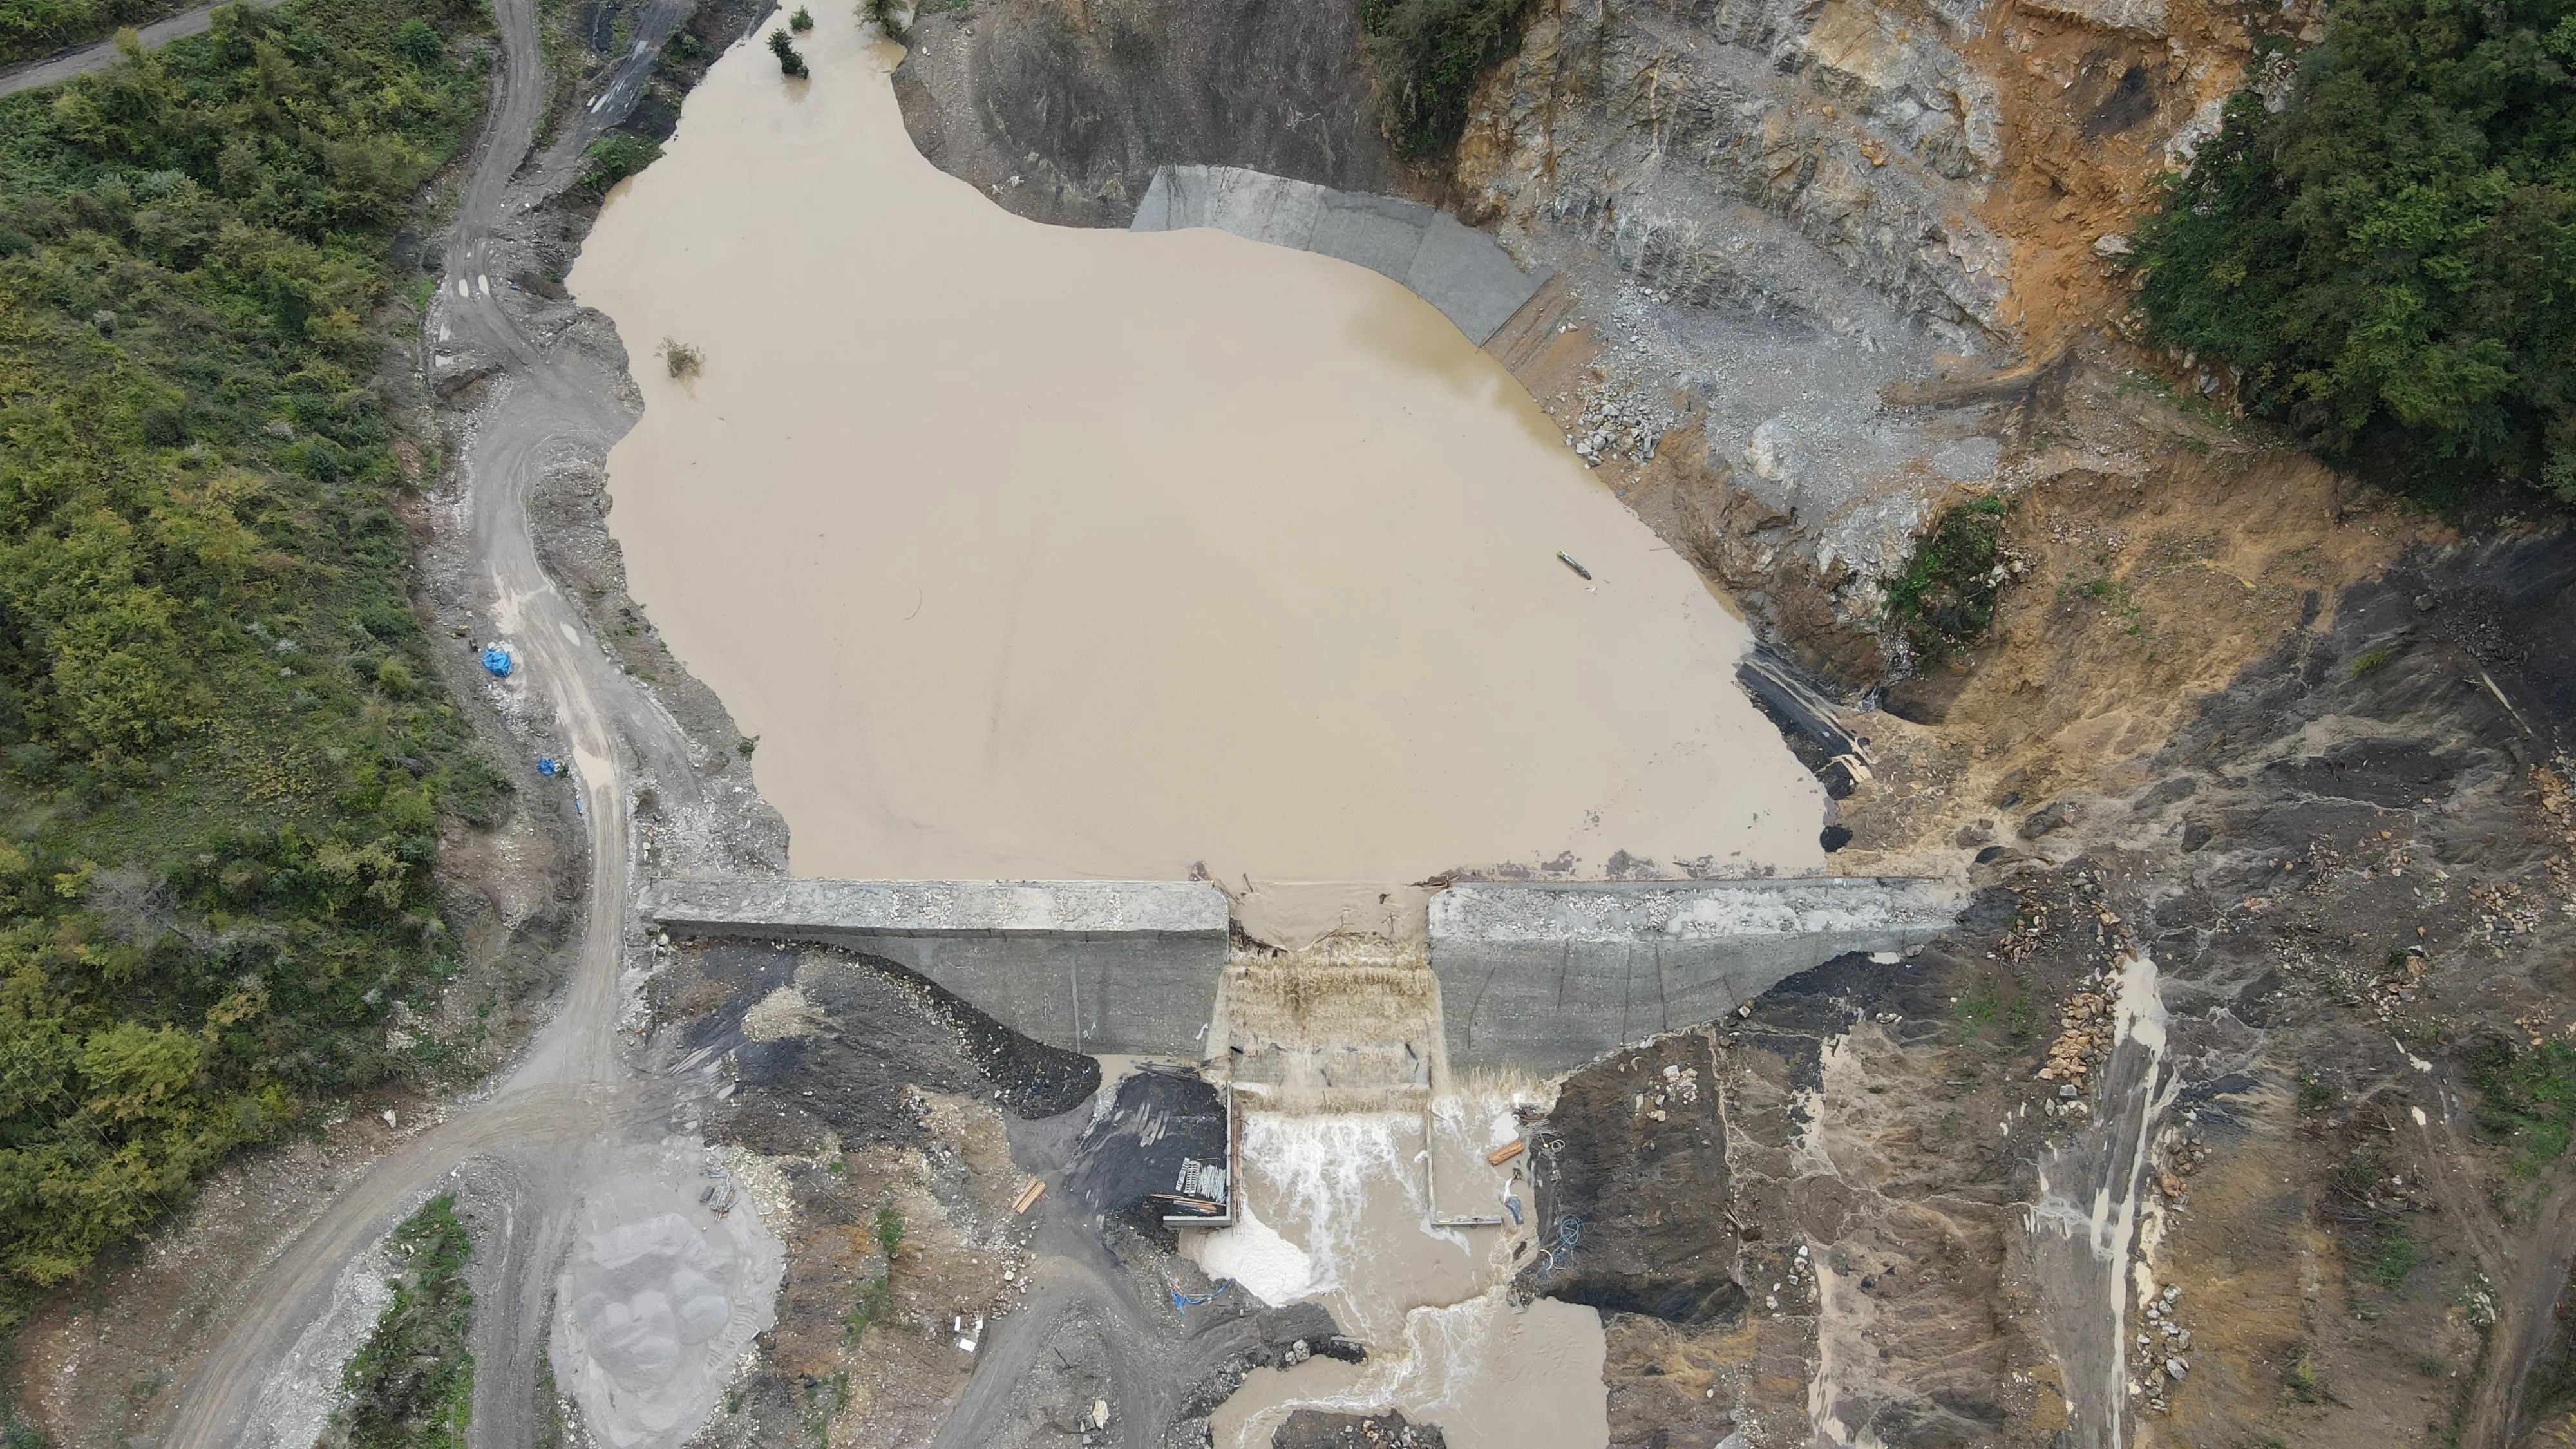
top-left (1170, 1277), bottom-right (1233, 1309)
top-left (480, 644), bottom-right (513, 677)
top-left (536, 757), bottom-right (558, 777)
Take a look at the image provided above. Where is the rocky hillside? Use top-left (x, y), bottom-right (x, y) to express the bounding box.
top-left (893, 0), bottom-right (2315, 685)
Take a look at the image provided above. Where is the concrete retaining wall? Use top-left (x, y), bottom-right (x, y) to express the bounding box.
top-left (637, 879), bottom-right (1230, 1057)
top-left (1428, 879), bottom-right (1965, 1069)
top-left (1130, 165), bottom-right (1549, 345)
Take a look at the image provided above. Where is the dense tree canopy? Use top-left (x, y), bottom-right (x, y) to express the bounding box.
top-left (0, 0), bottom-right (497, 1313)
top-left (2, 0), bottom-right (175, 68)
top-left (2128, 0), bottom-right (2576, 503)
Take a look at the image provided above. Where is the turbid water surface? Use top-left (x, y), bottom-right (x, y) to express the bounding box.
top-left (573, 18), bottom-right (1823, 895)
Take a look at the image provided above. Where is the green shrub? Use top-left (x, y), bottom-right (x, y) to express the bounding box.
top-left (859, 0), bottom-right (904, 34)
top-left (2468, 1037), bottom-right (2576, 1175)
top-left (1359, 0), bottom-right (1529, 158)
top-left (577, 131), bottom-right (661, 199)
top-left (1, 0), bottom-right (177, 66)
top-left (658, 337), bottom-right (703, 377)
top-left (2370, 1224), bottom-right (2420, 1289)
top-left (394, 15), bottom-right (442, 63)
top-left (841, 1273), bottom-right (891, 1343)
top-left (788, 4), bottom-right (812, 28)
top-left (767, 27), bottom-right (806, 76)
top-left (1884, 495), bottom-right (2010, 661)
top-left (2287, 1351), bottom-right (2327, 1403)
top-left (2125, 0), bottom-right (2576, 507)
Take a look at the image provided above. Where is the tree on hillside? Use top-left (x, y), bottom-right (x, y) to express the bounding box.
top-left (2125, 0), bottom-right (2576, 505)
top-left (1359, 0), bottom-right (1530, 158)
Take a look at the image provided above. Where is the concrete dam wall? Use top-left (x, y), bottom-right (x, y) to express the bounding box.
top-left (638, 879), bottom-right (1231, 1057)
top-left (1427, 879), bottom-right (1965, 1070)
top-left (1130, 165), bottom-right (1550, 345)
top-left (638, 876), bottom-right (1962, 1068)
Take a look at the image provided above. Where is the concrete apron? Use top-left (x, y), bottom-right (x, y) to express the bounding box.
top-left (1129, 165), bottom-right (1553, 346)
top-left (638, 875), bottom-right (1962, 1256)
top-left (634, 875), bottom-right (1963, 1068)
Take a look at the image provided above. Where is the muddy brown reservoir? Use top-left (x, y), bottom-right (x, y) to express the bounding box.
top-left (573, 19), bottom-right (1825, 895)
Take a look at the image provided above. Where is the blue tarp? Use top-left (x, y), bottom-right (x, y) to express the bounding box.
top-left (480, 644), bottom-right (513, 677)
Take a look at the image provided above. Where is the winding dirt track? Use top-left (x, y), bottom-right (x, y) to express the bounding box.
top-left (0, 0), bottom-right (287, 97)
top-left (156, 0), bottom-right (705, 1443)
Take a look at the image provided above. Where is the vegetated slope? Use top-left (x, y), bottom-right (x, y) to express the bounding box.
top-left (2128, 0), bottom-right (2576, 506)
top-left (1, 0), bottom-right (191, 70)
top-left (319, 1193), bottom-right (475, 1449)
top-left (0, 0), bottom-right (498, 1326)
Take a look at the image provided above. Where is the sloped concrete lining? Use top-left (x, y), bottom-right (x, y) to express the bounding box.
top-left (1428, 879), bottom-right (1967, 1069)
top-left (638, 876), bottom-right (1962, 1069)
top-left (637, 878), bottom-right (1231, 1057)
top-left (1131, 164), bottom-right (1550, 345)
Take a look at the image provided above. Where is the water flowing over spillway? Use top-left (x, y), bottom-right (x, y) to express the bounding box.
top-left (571, 21), bottom-right (1826, 895)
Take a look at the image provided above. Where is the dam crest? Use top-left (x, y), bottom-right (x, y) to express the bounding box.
top-left (636, 876), bottom-right (1962, 1070)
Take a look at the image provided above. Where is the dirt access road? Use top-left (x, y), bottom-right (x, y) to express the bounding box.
top-left (0, 0), bottom-right (285, 97)
top-left (147, 0), bottom-right (706, 1443)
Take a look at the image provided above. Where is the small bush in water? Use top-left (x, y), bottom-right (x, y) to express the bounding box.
top-left (768, 28), bottom-right (808, 75)
top-left (789, 5), bottom-right (813, 28)
top-left (860, 0), bottom-right (906, 34)
top-left (659, 338), bottom-right (705, 379)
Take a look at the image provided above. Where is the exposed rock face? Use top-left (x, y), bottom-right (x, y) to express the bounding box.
top-left (1560, 0), bottom-right (2014, 644)
top-left (1449, 0), bottom-right (2219, 682)
top-left (1528, 1034), bottom-right (1745, 1323)
top-left (1506, 527), bottom-right (2576, 1448)
top-left (893, 0), bottom-right (1401, 226)
top-left (1458, 0), bottom-right (2013, 347)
